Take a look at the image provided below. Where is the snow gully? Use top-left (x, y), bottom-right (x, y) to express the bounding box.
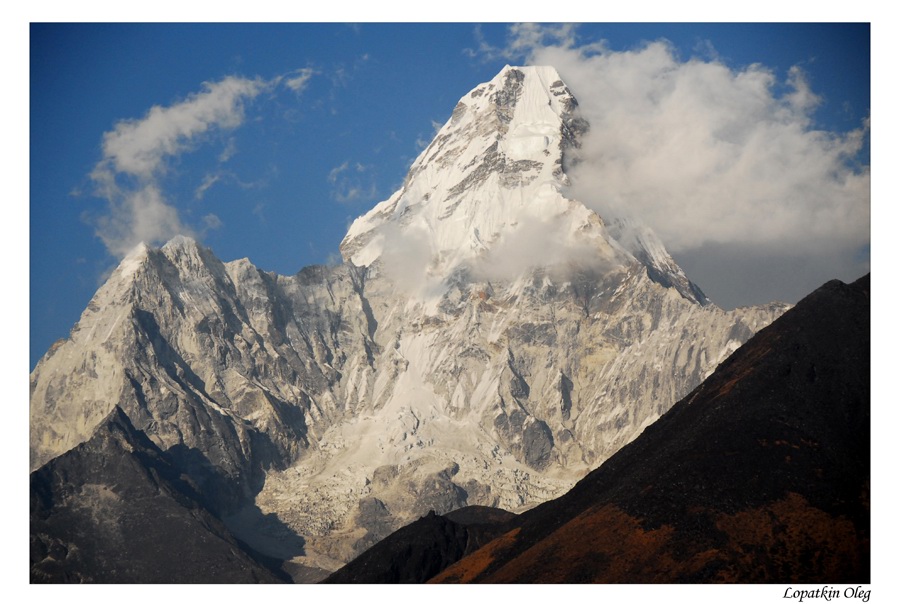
top-left (783, 586), bottom-right (870, 603)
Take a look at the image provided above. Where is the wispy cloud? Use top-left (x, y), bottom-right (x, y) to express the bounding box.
top-left (194, 173), bottom-right (222, 200)
top-left (201, 213), bottom-right (223, 231)
top-left (89, 75), bottom-right (267, 257)
top-left (328, 161), bottom-right (350, 183)
top-left (284, 67), bottom-right (316, 94)
top-left (328, 54), bottom-right (371, 92)
top-left (462, 25), bottom-right (495, 59)
top-left (506, 23), bottom-right (579, 57)
top-left (415, 120), bottom-right (445, 150)
top-left (465, 23), bottom-right (581, 61)
top-left (328, 161), bottom-right (377, 204)
top-left (219, 138), bottom-right (237, 162)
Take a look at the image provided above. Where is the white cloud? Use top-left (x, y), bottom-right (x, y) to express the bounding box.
top-left (466, 23), bottom-right (584, 61)
top-left (94, 76), bottom-right (264, 181)
top-left (377, 222), bottom-right (436, 295)
top-left (194, 173), bottom-right (221, 200)
top-left (93, 185), bottom-right (189, 258)
top-left (470, 213), bottom-right (616, 283)
top-left (334, 182), bottom-right (377, 204)
top-left (507, 23), bottom-right (579, 57)
top-left (498, 26), bottom-right (870, 305)
top-left (328, 161), bottom-right (349, 183)
top-left (202, 213), bottom-right (223, 231)
top-left (219, 138), bottom-right (237, 162)
top-left (285, 68), bottom-right (316, 93)
top-left (89, 75), bottom-right (266, 257)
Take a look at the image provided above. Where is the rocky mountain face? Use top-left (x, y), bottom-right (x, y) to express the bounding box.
top-left (426, 275), bottom-right (869, 584)
top-left (30, 406), bottom-right (285, 583)
top-left (30, 66), bottom-right (787, 580)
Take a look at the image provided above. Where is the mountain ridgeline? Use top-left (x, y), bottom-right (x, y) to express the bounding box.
top-left (31, 66), bottom-right (792, 581)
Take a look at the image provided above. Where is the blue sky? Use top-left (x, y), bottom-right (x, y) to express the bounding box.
top-left (29, 23), bottom-right (871, 369)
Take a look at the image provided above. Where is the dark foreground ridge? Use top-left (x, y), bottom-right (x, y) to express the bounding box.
top-left (329, 275), bottom-right (870, 583)
top-left (30, 406), bottom-right (286, 583)
top-left (322, 506), bottom-right (517, 583)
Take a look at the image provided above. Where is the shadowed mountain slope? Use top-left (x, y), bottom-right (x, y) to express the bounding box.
top-left (323, 506), bottom-right (517, 584)
top-left (30, 406), bottom-right (286, 583)
top-left (424, 274), bottom-right (870, 583)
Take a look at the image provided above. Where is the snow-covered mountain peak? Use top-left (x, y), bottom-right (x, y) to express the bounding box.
top-left (113, 241), bottom-right (151, 280)
top-left (415, 65), bottom-right (578, 170)
top-left (161, 233), bottom-right (197, 250)
top-left (606, 217), bottom-right (711, 305)
top-left (160, 233), bottom-right (207, 264)
top-left (338, 66), bottom-right (708, 305)
top-left (339, 66), bottom-right (615, 289)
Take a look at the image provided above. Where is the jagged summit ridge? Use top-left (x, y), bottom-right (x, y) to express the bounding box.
top-left (340, 67), bottom-right (609, 276)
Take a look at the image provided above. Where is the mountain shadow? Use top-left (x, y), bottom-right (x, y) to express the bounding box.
top-left (322, 506), bottom-right (518, 583)
top-left (30, 406), bottom-right (288, 583)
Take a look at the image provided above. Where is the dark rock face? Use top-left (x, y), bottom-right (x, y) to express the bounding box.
top-left (444, 141), bottom-right (545, 209)
top-left (30, 407), bottom-right (285, 584)
top-left (522, 419), bottom-right (554, 469)
top-left (323, 506), bottom-right (517, 584)
top-left (491, 68), bottom-right (525, 123)
top-left (431, 275), bottom-right (870, 583)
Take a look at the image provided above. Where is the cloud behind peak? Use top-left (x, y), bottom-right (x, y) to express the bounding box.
top-left (499, 27), bottom-right (869, 306)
